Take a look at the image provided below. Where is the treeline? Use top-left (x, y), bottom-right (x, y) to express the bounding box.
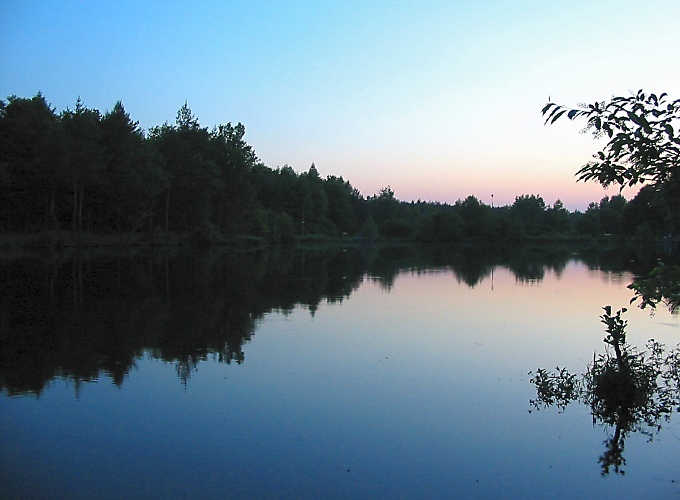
top-left (0, 93), bottom-right (673, 245)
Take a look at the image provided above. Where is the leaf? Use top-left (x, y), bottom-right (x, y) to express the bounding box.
top-left (664, 123), bottom-right (674, 138)
top-left (550, 109), bottom-right (567, 124)
top-left (627, 111), bottom-right (652, 133)
top-left (543, 104), bottom-right (563, 124)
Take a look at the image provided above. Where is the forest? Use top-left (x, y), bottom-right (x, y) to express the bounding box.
top-left (0, 92), bottom-right (675, 247)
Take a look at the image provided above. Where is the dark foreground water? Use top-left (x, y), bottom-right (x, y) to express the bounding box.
top-left (1, 244), bottom-right (678, 498)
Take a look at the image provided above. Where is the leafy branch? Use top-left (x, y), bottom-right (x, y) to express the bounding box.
top-left (542, 90), bottom-right (680, 189)
top-left (628, 262), bottom-right (680, 314)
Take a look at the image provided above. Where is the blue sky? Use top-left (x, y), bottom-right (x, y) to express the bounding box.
top-left (2, 0), bottom-right (679, 210)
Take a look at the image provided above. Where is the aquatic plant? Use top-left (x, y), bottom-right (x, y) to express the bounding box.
top-left (529, 307), bottom-right (680, 475)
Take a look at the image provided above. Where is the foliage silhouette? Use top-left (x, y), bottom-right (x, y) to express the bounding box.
top-left (629, 262), bottom-right (680, 314)
top-left (543, 90), bottom-right (680, 236)
top-left (529, 307), bottom-right (680, 475)
top-left (543, 90), bottom-right (680, 189)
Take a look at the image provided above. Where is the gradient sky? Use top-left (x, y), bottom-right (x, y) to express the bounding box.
top-left (2, 0), bottom-right (679, 210)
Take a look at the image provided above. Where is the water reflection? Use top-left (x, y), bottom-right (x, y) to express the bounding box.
top-left (0, 243), bottom-right (669, 396)
top-left (3, 243), bottom-right (680, 498)
top-left (530, 307), bottom-right (680, 475)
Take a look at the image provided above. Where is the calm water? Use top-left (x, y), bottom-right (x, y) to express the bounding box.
top-left (1, 245), bottom-right (678, 498)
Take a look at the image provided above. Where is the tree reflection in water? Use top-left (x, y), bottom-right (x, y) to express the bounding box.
top-left (0, 242), bottom-right (674, 398)
top-left (530, 307), bottom-right (680, 475)
top-left (2, 243), bottom-right (585, 396)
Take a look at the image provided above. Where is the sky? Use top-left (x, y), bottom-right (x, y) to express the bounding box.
top-left (2, 0), bottom-right (679, 211)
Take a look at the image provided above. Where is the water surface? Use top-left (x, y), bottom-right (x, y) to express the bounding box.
top-left (1, 245), bottom-right (678, 498)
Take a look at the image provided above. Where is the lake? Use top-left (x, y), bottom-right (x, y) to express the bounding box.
top-left (1, 244), bottom-right (678, 498)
